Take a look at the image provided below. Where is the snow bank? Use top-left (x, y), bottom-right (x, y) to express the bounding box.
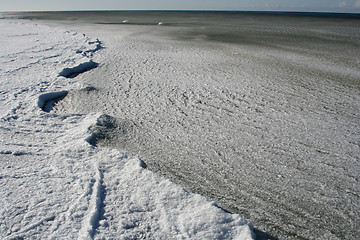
top-left (95, 156), bottom-right (254, 240)
top-left (0, 20), bottom-right (254, 239)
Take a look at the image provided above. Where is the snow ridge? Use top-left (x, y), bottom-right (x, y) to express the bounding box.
top-left (4, 215), bottom-right (56, 240)
top-left (78, 164), bottom-right (104, 240)
top-left (82, 38), bottom-right (104, 57)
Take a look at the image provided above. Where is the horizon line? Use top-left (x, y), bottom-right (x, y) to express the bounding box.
top-left (2, 9), bottom-right (360, 15)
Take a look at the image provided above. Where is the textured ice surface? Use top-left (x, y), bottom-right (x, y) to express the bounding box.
top-left (0, 21), bottom-right (254, 240)
top-left (47, 13), bottom-right (360, 239)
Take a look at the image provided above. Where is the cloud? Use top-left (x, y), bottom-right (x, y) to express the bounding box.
top-left (355, 0), bottom-right (360, 8)
top-left (339, 0), bottom-right (347, 7)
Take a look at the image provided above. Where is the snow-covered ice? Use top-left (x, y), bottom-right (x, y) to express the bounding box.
top-left (1, 11), bottom-right (360, 239)
top-left (45, 15), bottom-right (360, 240)
top-left (0, 21), bottom-right (254, 239)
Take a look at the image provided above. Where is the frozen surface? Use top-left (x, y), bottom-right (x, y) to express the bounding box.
top-left (39, 13), bottom-right (360, 239)
top-left (0, 21), bottom-right (254, 240)
top-left (1, 11), bottom-right (360, 239)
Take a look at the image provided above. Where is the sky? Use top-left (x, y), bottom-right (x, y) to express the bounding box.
top-left (1, 0), bottom-right (360, 13)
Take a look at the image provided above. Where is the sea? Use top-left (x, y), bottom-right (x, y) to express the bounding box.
top-left (2, 11), bottom-right (360, 239)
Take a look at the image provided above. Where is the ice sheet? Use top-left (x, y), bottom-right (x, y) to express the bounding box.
top-left (0, 21), bottom-right (254, 239)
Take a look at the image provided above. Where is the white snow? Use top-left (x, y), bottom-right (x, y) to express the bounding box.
top-left (0, 20), bottom-right (254, 239)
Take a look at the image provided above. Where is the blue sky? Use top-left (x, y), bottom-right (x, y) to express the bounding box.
top-left (1, 0), bottom-right (360, 13)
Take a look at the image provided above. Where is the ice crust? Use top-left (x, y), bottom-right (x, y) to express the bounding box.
top-left (47, 15), bottom-right (360, 240)
top-left (0, 21), bottom-right (254, 239)
top-left (1, 12), bottom-right (360, 239)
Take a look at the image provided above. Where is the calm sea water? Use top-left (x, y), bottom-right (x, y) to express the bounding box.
top-left (3, 11), bottom-right (360, 240)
